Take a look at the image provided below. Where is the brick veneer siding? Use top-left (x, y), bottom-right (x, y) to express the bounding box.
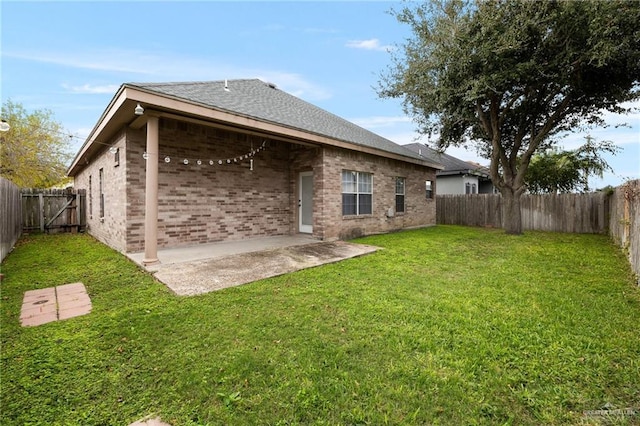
top-left (124, 119), bottom-right (298, 252)
top-left (73, 131), bottom-right (128, 252)
top-left (320, 146), bottom-right (437, 240)
top-left (73, 118), bottom-right (436, 253)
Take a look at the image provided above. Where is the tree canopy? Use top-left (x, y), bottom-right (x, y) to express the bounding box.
top-left (379, 0), bottom-right (640, 233)
top-left (0, 100), bottom-right (73, 188)
top-left (525, 136), bottom-right (619, 194)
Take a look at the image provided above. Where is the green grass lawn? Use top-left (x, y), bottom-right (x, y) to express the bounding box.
top-left (1, 226), bottom-right (639, 425)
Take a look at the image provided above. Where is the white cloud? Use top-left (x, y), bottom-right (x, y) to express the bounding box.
top-left (4, 50), bottom-right (153, 74)
top-left (351, 115), bottom-right (411, 129)
top-left (302, 27), bottom-right (340, 34)
top-left (6, 47), bottom-right (334, 102)
top-left (345, 38), bottom-right (392, 52)
top-left (61, 83), bottom-right (120, 94)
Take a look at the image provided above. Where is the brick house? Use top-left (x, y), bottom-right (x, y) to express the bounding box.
top-left (67, 80), bottom-right (442, 263)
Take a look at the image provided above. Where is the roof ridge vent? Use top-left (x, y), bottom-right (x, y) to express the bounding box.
top-left (265, 81), bottom-right (277, 89)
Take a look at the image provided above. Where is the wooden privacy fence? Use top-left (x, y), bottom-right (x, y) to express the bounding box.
top-left (1, 177), bottom-right (22, 262)
top-left (436, 192), bottom-right (609, 234)
top-left (436, 181), bottom-right (640, 283)
top-left (608, 180), bottom-right (640, 284)
top-left (21, 188), bottom-right (86, 233)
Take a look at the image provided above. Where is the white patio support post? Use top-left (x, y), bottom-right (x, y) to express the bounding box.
top-left (143, 115), bottom-right (160, 265)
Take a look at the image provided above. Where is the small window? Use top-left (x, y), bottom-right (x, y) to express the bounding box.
top-left (342, 170), bottom-right (373, 215)
top-left (465, 182), bottom-right (471, 194)
top-left (426, 180), bottom-right (433, 199)
top-left (472, 183), bottom-right (477, 194)
top-left (89, 175), bottom-right (93, 219)
top-left (114, 147), bottom-right (120, 167)
top-left (99, 168), bottom-right (105, 219)
top-left (395, 177), bottom-right (405, 213)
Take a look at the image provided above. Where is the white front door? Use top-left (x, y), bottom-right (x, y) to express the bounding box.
top-left (299, 172), bottom-right (313, 233)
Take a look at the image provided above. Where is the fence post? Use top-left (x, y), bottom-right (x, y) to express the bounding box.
top-left (38, 193), bottom-right (45, 232)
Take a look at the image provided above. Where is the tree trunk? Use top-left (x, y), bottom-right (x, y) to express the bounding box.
top-left (501, 188), bottom-right (523, 235)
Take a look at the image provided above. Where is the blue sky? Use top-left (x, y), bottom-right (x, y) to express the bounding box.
top-left (2, 0), bottom-right (638, 189)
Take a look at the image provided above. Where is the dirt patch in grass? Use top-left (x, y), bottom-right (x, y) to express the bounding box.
top-left (152, 241), bottom-right (380, 296)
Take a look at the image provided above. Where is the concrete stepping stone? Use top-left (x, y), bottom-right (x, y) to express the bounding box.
top-left (20, 282), bottom-right (91, 327)
top-left (129, 417), bottom-right (171, 426)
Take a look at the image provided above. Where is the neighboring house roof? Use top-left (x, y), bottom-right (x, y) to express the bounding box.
top-left (68, 79), bottom-right (443, 175)
top-left (403, 143), bottom-right (490, 178)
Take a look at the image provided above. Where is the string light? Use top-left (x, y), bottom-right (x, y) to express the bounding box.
top-left (145, 140), bottom-right (268, 168)
top-left (6, 117), bottom-right (269, 169)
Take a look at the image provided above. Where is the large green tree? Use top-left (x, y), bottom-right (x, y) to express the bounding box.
top-left (0, 100), bottom-right (73, 188)
top-left (525, 136), bottom-right (619, 194)
top-left (379, 0), bottom-right (640, 234)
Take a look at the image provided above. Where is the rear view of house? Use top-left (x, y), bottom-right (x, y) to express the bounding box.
top-left (67, 80), bottom-right (442, 263)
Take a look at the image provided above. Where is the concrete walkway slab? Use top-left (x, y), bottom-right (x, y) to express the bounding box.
top-left (129, 417), bottom-right (171, 426)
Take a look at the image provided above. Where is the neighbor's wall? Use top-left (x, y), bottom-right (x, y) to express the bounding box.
top-left (73, 131), bottom-right (128, 252)
top-left (124, 119), bottom-right (293, 252)
top-left (436, 175), bottom-right (464, 195)
top-left (321, 147), bottom-right (437, 240)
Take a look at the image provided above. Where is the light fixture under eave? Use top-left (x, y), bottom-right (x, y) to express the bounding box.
top-left (109, 146), bottom-right (118, 154)
top-left (0, 120), bottom-right (10, 132)
top-left (134, 103), bottom-right (144, 115)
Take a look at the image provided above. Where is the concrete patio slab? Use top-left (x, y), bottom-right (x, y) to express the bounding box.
top-left (126, 234), bottom-right (319, 271)
top-left (148, 240), bottom-right (381, 296)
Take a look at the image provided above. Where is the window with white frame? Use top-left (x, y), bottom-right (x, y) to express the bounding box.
top-left (342, 170), bottom-right (372, 215)
top-left (395, 177), bottom-right (405, 213)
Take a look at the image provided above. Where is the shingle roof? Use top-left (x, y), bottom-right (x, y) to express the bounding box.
top-left (127, 79), bottom-right (437, 165)
top-left (403, 143), bottom-right (489, 177)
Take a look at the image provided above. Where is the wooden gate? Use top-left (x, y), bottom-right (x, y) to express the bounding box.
top-left (21, 188), bottom-right (86, 233)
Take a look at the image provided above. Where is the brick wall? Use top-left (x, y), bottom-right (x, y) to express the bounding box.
top-left (124, 119), bottom-right (297, 252)
top-left (73, 131), bottom-right (128, 252)
top-left (74, 118), bottom-right (437, 253)
top-left (320, 147), bottom-right (437, 240)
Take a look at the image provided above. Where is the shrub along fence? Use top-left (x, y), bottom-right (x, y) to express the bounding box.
top-left (1, 177), bottom-right (22, 262)
top-left (436, 179), bottom-right (640, 283)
